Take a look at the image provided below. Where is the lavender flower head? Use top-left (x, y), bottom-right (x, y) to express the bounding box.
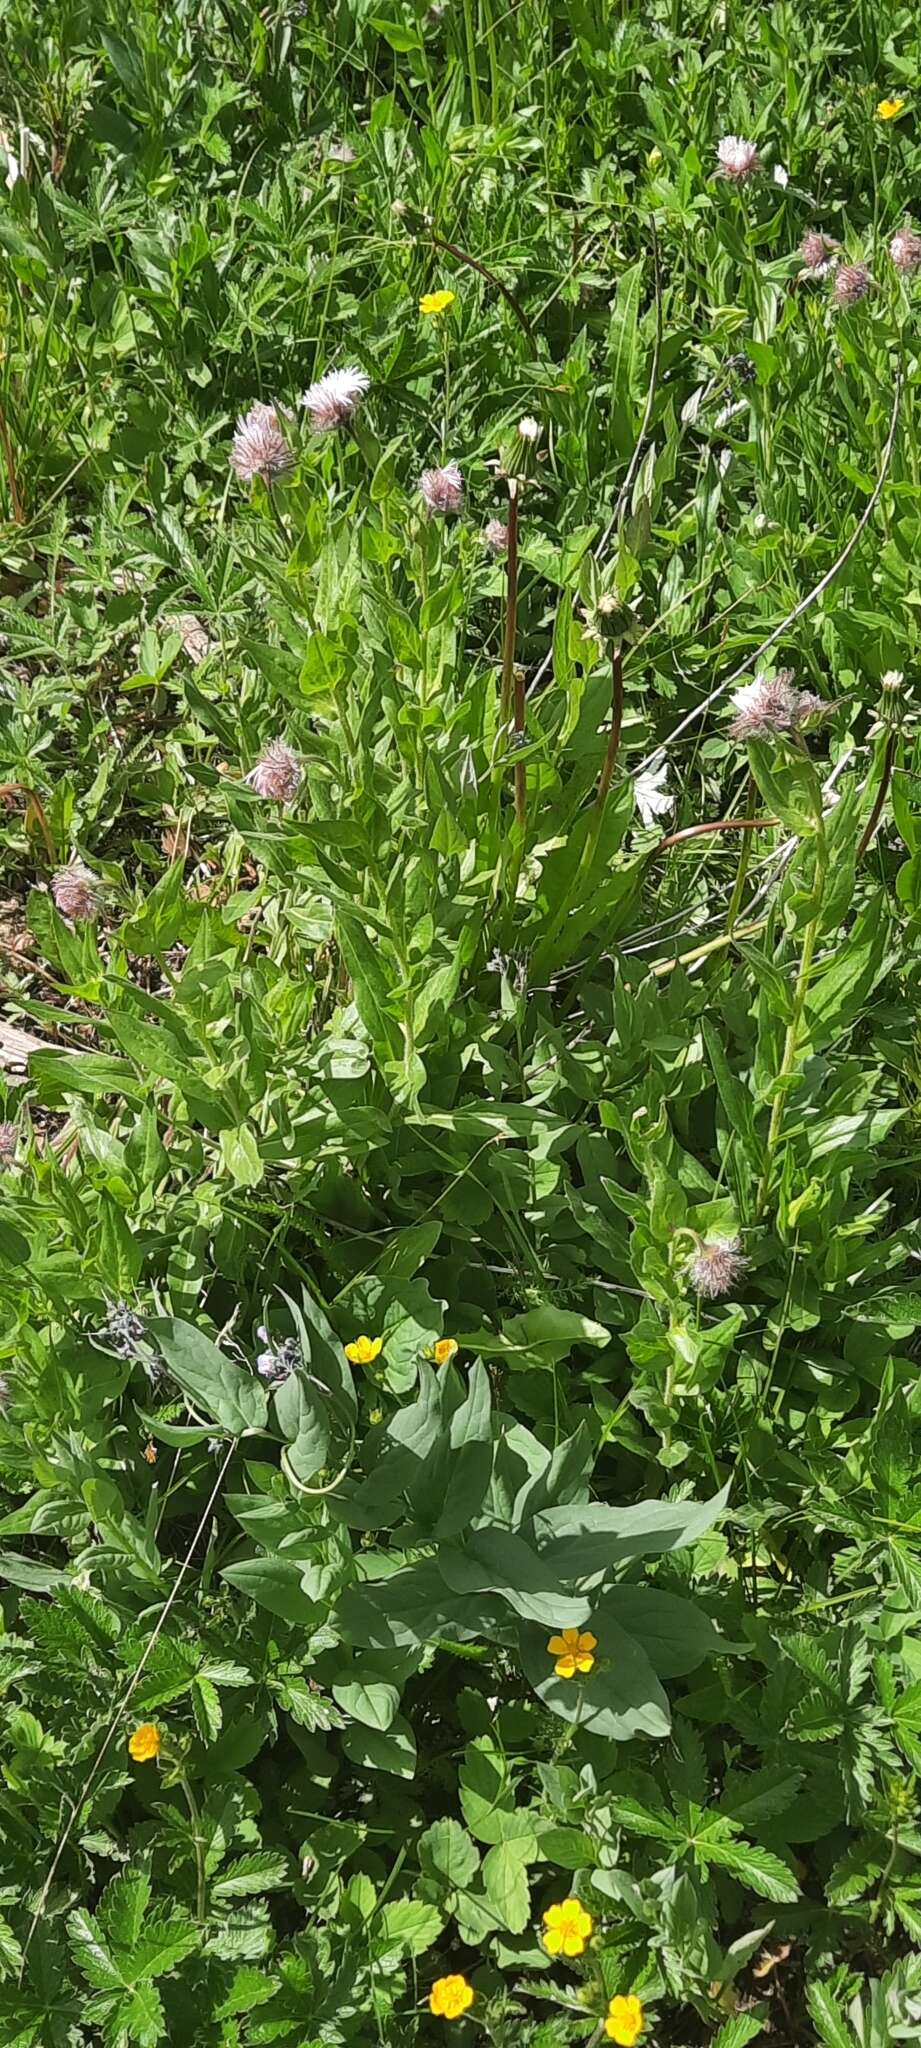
top-left (715, 135), bottom-right (760, 182)
top-left (230, 401), bottom-right (293, 484)
top-left (301, 366), bottom-right (369, 433)
top-left (245, 739), bottom-right (302, 804)
top-left (833, 262), bottom-right (871, 308)
top-left (52, 860), bottom-right (100, 922)
top-left (729, 669), bottom-right (826, 741)
top-left (419, 461), bottom-right (464, 515)
top-left (798, 230), bottom-right (837, 280)
top-left (484, 519), bottom-right (509, 553)
top-left (687, 1236), bottom-right (750, 1299)
top-left (890, 225), bottom-right (921, 275)
top-left (255, 1327), bottom-right (301, 1387)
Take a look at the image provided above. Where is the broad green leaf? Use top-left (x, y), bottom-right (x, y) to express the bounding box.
top-left (418, 1818), bottom-right (480, 1889)
top-left (146, 1318), bottom-right (267, 1435)
top-left (220, 1557), bottom-right (319, 1625)
top-left (482, 1839), bottom-right (532, 1933)
top-left (332, 1679), bottom-right (399, 1730)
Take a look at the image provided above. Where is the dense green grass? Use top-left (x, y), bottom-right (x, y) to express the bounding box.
top-left (2, 1), bottom-right (921, 2043)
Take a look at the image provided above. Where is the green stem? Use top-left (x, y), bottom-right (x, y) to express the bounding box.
top-left (177, 1770), bottom-right (207, 1922)
top-left (460, 0), bottom-right (482, 122)
top-left (754, 824), bottom-right (828, 1218)
top-left (726, 773), bottom-right (758, 931)
top-left (870, 1823), bottom-right (900, 1928)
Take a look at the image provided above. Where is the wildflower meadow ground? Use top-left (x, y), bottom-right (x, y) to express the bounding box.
top-left (2, 0), bottom-right (921, 2044)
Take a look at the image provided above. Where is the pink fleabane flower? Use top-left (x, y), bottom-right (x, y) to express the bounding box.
top-left (716, 135), bottom-right (759, 182)
top-left (245, 740), bottom-right (303, 804)
top-left (230, 401), bottom-right (293, 484)
top-left (301, 366), bottom-right (370, 432)
top-left (419, 461), bottom-right (464, 515)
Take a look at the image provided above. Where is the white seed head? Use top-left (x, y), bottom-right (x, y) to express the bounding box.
top-left (245, 739), bottom-right (303, 804)
top-left (301, 365), bottom-right (370, 432)
top-left (484, 519), bottom-right (509, 552)
top-left (688, 1235), bottom-right (749, 1298)
top-left (419, 461), bottom-right (464, 515)
top-left (881, 670), bottom-right (904, 693)
top-left (716, 135), bottom-right (760, 181)
top-left (517, 414), bottom-right (541, 443)
top-left (230, 401), bottom-right (293, 483)
top-left (52, 860), bottom-right (100, 922)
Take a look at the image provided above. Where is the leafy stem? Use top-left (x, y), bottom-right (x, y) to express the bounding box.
top-left (755, 820), bottom-right (829, 1218)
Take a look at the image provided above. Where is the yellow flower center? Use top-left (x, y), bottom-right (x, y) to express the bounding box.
top-left (433, 1337), bottom-right (458, 1365)
top-left (344, 1334), bottom-right (383, 1365)
top-left (605, 1995), bottom-right (645, 2047)
top-left (430, 1974), bottom-right (475, 2019)
top-left (128, 1723), bottom-right (162, 1763)
top-left (546, 1626), bottom-right (597, 1679)
top-left (542, 1896), bottom-right (594, 1956)
top-left (420, 289), bottom-right (456, 315)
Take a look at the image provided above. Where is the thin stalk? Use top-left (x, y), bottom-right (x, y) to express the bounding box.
top-left (460, 0), bottom-right (482, 122)
top-left (754, 826), bottom-right (828, 1218)
top-left (656, 814), bottom-right (776, 855)
top-left (177, 1770), bottom-right (208, 1922)
top-left (594, 645), bottom-right (624, 810)
top-left (856, 726), bottom-right (897, 860)
top-left (725, 775), bottom-right (759, 931)
top-left (429, 230), bottom-right (533, 341)
top-left (499, 482), bottom-right (520, 733)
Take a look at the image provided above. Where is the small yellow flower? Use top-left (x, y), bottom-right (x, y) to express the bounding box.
top-left (547, 1626), bottom-right (597, 1679)
top-left (128, 1723), bottom-right (161, 1763)
top-left (420, 289), bottom-right (456, 316)
top-left (877, 97), bottom-right (906, 119)
top-left (344, 1335), bottom-right (383, 1365)
top-left (433, 1337), bottom-right (458, 1366)
top-left (542, 1897), bottom-right (593, 1957)
top-left (429, 1974), bottom-right (474, 2019)
top-left (605, 1996), bottom-right (645, 2047)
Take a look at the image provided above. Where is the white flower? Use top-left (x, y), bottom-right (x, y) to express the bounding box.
top-left (517, 415), bottom-right (541, 443)
top-left (715, 135), bottom-right (760, 181)
top-left (634, 755), bottom-right (674, 829)
top-left (301, 365), bottom-right (370, 433)
top-left (773, 162), bottom-right (789, 187)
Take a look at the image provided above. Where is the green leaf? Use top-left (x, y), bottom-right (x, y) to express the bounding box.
top-left (701, 1839), bottom-right (799, 1903)
top-left (146, 1318), bottom-right (267, 1435)
top-left (376, 1899), bottom-right (443, 1956)
top-left (341, 1714), bottom-right (417, 1778)
top-left (806, 1984), bottom-right (858, 2048)
top-left (332, 1678), bottom-right (400, 1730)
top-left (419, 1818), bottom-right (481, 1889)
top-left (482, 1839), bottom-right (532, 1933)
top-left (220, 1557), bottom-right (319, 1625)
top-left (67, 1911), bottom-right (124, 1991)
top-left (459, 1306), bottom-right (609, 1369)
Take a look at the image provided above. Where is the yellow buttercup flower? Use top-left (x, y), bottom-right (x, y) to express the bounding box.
top-left (420, 289), bottom-right (456, 316)
top-left (128, 1723), bottom-right (161, 1763)
top-left (344, 1334), bottom-right (383, 1365)
top-left (877, 97), bottom-right (906, 119)
top-left (542, 1896), bottom-right (593, 1956)
top-left (430, 1973), bottom-right (474, 2019)
top-left (605, 1995), bottom-right (645, 2047)
top-left (547, 1626), bottom-right (597, 1679)
top-left (433, 1337), bottom-right (458, 1366)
